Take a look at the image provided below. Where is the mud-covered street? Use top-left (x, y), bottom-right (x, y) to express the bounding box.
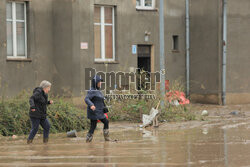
top-left (1, 104), bottom-right (250, 167)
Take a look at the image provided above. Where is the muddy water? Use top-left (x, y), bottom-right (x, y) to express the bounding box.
top-left (1, 120), bottom-right (250, 167)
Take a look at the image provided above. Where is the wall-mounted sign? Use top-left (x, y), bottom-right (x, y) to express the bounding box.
top-left (132, 45), bottom-right (137, 54)
top-left (81, 42), bottom-right (88, 49)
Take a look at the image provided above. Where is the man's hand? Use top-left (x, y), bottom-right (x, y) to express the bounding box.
top-left (50, 100), bottom-right (54, 104)
top-left (90, 105), bottom-right (96, 111)
top-left (31, 109), bottom-right (35, 112)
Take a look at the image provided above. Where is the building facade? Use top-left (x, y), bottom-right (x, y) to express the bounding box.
top-left (189, 0), bottom-right (250, 104)
top-left (0, 0), bottom-right (186, 99)
top-left (0, 0), bottom-right (249, 104)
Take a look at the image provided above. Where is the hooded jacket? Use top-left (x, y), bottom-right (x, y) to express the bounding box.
top-left (85, 75), bottom-right (106, 120)
top-left (29, 87), bottom-right (51, 119)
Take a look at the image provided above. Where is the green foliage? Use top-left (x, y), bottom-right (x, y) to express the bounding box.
top-left (159, 104), bottom-right (196, 122)
top-left (107, 96), bottom-right (195, 123)
top-left (0, 91), bottom-right (87, 136)
top-left (107, 98), bottom-right (158, 122)
top-left (0, 78), bottom-right (196, 136)
top-left (48, 98), bottom-right (87, 133)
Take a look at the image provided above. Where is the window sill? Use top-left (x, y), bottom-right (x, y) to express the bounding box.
top-left (94, 61), bottom-right (119, 64)
top-left (136, 8), bottom-right (158, 12)
top-left (8, 0), bottom-right (31, 2)
top-left (6, 58), bottom-right (32, 62)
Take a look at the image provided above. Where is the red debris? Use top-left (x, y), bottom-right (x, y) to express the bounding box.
top-left (165, 91), bottom-right (190, 105)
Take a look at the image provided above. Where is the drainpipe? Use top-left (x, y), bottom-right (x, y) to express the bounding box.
top-left (222, 0), bottom-right (227, 105)
top-left (185, 0), bottom-right (190, 97)
top-left (159, 0), bottom-right (165, 108)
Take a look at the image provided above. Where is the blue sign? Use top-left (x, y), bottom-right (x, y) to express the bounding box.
top-left (132, 45), bottom-right (137, 54)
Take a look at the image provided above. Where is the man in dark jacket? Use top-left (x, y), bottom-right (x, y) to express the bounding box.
top-left (27, 80), bottom-right (53, 144)
top-left (85, 75), bottom-right (110, 142)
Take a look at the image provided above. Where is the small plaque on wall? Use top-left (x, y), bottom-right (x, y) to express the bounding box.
top-left (132, 45), bottom-right (137, 54)
top-left (80, 42), bottom-right (88, 50)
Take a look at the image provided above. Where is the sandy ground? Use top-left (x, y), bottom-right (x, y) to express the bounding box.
top-left (108, 103), bottom-right (250, 132)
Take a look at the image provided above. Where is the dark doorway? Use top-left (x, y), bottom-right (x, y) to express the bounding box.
top-left (137, 45), bottom-right (151, 73)
top-left (137, 45), bottom-right (151, 90)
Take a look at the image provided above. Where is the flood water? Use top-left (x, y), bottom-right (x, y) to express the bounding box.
top-left (1, 120), bottom-right (250, 167)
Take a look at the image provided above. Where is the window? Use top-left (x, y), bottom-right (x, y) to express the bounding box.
top-left (94, 6), bottom-right (115, 62)
top-left (6, 1), bottom-right (27, 58)
top-left (172, 35), bottom-right (179, 51)
top-left (136, 0), bottom-right (155, 9)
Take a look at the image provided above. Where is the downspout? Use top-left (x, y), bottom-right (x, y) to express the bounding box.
top-left (186, 0), bottom-right (190, 97)
top-left (159, 0), bottom-right (165, 108)
top-left (222, 0), bottom-right (227, 105)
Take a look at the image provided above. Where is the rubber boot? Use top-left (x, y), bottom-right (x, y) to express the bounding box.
top-left (86, 133), bottom-right (93, 143)
top-left (103, 129), bottom-right (110, 141)
top-left (43, 138), bottom-right (49, 143)
top-left (27, 139), bottom-right (33, 144)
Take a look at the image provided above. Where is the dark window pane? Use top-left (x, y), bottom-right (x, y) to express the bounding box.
top-left (136, 0), bottom-right (141, 6)
top-left (145, 0), bottom-right (152, 7)
top-left (173, 35), bottom-right (179, 50)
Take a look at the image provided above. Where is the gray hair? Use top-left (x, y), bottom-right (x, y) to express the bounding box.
top-left (40, 80), bottom-right (52, 89)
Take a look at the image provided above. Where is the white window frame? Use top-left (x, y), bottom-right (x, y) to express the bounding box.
top-left (136, 0), bottom-right (155, 10)
top-left (6, 1), bottom-right (27, 59)
top-left (94, 6), bottom-right (115, 62)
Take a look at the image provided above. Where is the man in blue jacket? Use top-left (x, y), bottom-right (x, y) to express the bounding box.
top-left (85, 75), bottom-right (110, 142)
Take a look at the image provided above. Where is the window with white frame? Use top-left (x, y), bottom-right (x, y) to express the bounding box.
top-left (94, 6), bottom-right (115, 61)
top-left (136, 0), bottom-right (155, 9)
top-left (6, 1), bottom-right (27, 58)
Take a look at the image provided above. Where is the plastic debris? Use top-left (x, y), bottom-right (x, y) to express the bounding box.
top-left (67, 130), bottom-right (77, 137)
top-left (202, 128), bottom-right (208, 135)
top-left (12, 135), bottom-right (17, 139)
top-left (230, 111), bottom-right (239, 116)
top-left (201, 110), bottom-right (208, 116)
top-left (141, 107), bottom-right (159, 127)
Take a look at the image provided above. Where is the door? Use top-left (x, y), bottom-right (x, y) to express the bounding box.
top-left (137, 45), bottom-right (151, 90)
top-left (137, 45), bottom-right (151, 72)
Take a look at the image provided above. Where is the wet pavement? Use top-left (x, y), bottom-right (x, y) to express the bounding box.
top-left (1, 116), bottom-right (250, 166)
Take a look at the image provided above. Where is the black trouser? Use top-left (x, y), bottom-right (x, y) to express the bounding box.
top-left (28, 117), bottom-right (50, 140)
top-left (88, 118), bottom-right (109, 134)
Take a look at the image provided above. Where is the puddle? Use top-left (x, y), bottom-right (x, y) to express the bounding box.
top-left (1, 120), bottom-right (250, 166)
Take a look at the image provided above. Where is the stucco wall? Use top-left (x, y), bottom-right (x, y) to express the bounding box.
top-left (189, 0), bottom-right (222, 104)
top-left (226, 0), bottom-right (250, 104)
top-left (0, 0), bottom-right (54, 97)
top-left (0, 0), bottom-right (187, 100)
